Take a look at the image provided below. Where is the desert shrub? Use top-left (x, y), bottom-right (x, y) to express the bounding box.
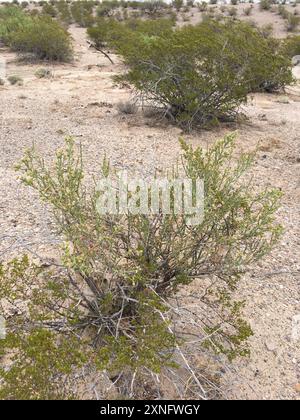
top-left (96, 4), bottom-right (114, 17)
top-left (0, 78), bottom-right (5, 86)
top-left (42, 3), bottom-right (57, 17)
top-left (228, 7), bottom-right (237, 17)
top-left (259, 23), bottom-right (274, 38)
top-left (230, 0), bottom-right (238, 5)
top-left (139, 0), bottom-right (168, 17)
top-left (0, 134), bottom-right (282, 399)
top-left (117, 100), bottom-right (138, 114)
top-left (56, 1), bottom-right (73, 24)
top-left (282, 34), bottom-right (300, 57)
top-left (87, 17), bottom-right (174, 49)
top-left (112, 20), bottom-right (293, 129)
top-left (7, 75), bottom-right (23, 85)
top-left (35, 67), bottom-right (53, 78)
top-left (285, 12), bottom-right (300, 32)
top-left (8, 15), bottom-right (73, 61)
top-left (172, 0), bottom-right (183, 11)
top-left (0, 6), bottom-right (32, 45)
top-left (198, 2), bottom-right (208, 12)
top-left (278, 4), bottom-right (289, 19)
top-left (70, 1), bottom-right (94, 27)
top-left (260, 0), bottom-right (272, 11)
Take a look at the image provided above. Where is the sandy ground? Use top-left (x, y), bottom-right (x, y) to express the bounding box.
top-left (0, 17), bottom-right (300, 400)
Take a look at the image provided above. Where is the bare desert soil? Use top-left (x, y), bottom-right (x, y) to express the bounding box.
top-left (0, 11), bottom-right (300, 400)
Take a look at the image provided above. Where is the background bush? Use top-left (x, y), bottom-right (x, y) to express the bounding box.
top-left (282, 35), bottom-right (300, 58)
top-left (0, 9), bottom-right (73, 62)
top-left (107, 19), bottom-right (293, 129)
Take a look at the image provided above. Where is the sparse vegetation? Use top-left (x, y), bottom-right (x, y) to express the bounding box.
top-left (260, 0), bottom-right (272, 11)
top-left (283, 34), bottom-right (300, 57)
top-left (285, 12), bottom-right (300, 32)
top-left (0, 7), bottom-right (73, 62)
top-left (7, 75), bottom-right (23, 85)
top-left (35, 67), bottom-right (53, 79)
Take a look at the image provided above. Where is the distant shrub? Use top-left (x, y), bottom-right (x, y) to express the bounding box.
top-left (8, 15), bottom-right (73, 61)
top-left (113, 20), bottom-right (293, 129)
top-left (0, 6), bottom-right (73, 61)
top-left (57, 1), bottom-right (73, 25)
top-left (35, 67), bottom-right (53, 78)
top-left (228, 7), bottom-right (237, 17)
top-left (259, 23), bottom-right (274, 38)
top-left (70, 1), bottom-right (94, 27)
top-left (282, 35), bottom-right (300, 57)
top-left (7, 75), bottom-right (23, 85)
top-left (87, 17), bottom-right (175, 49)
top-left (285, 12), bottom-right (300, 32)
top-left (0, 6), bottom-right (32, 45)
top-left (260, 0), bottom-right (271, 11)
top-left (278, 4), bottom-right (289, 19)
top-left (96, 4), bottom-right (114, 17)
top-left (172, 0), bottom-right (183, 11)
top-left (0, 78), bottom-right (5, 86)
top-left (198, 2), bottom-right (208, 12)
top-left (42, 3), bottom-right (57, 17)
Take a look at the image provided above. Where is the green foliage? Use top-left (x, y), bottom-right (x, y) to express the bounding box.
top-left (0, 6), bottom-right (73, 61)
top-left (278, 4), bottom-right (289, 19)
top-left (0, 6), bottom-right (32, 45)
top-left (260, 0), bottom-right (272, 11)
top-left (0, 328), bottom-right (86, 400)
top-left (7, 75), bottom-right (23, 85)
top-left (8, 15), bottom-right (73, 61)
top-left (111, 19), bottom-right (293, 129)
top-left (56, 1), bottom-right (73, 25)
top-left (87, 16), bottom-right (175, 49)
top-left (282, 35), bottom-right (300, 58)
top-left (70, 1), bottom-right (95, 27)
top-left (42, 3), bottom-right (57, 18)
top-left (285, 12), bottom-right (300, 32)
top-left (172, 0), bottom-right (183, 11)
top-left (35, 67), bottom-right (52, 79)
top-left (0, 134), bottom-right (283, 398)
